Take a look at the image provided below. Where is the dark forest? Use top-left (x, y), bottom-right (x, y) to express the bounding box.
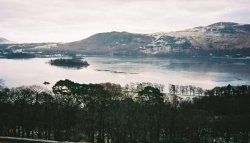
top-left (0, 80), bottom-right (250, 143)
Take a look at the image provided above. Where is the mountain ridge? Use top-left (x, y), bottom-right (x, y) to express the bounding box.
top-left (64, 31), bottom-right (153, 55)
top-left (2, 22), bottom-right (250, 57)
top-left (61, 22), bottom-right (250, 56)
top-left (0, 37), bottom-right (13, 44)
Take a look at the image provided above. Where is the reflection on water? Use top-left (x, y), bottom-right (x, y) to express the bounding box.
top-left (0, 57), bottom-right (250, 90)
top-left (95, 69), bottom-right (138, 74)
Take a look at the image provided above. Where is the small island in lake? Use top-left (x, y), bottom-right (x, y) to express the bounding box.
top-left (49, 58), bottom-right (89, 69)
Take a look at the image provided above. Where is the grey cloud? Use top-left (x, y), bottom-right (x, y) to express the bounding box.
top-left (0, 0), bottom-right (250, 42)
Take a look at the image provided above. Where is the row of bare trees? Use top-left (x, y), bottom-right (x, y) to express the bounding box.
top-left (0, 80), bottom-right (250, 143)
top-left (169, 84), bottom-right (204, 96)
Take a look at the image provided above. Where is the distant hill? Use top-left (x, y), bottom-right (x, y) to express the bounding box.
top-left (2, 22), bottom-right (250, 57)
top-left (63, 31), bottom-right (153, 55)
top-left (62, 22), bottom-right (250, 56)
top-left (167, 22), bottom-right (250, 50)
top-left (0, 37), bottom-right (13, 44)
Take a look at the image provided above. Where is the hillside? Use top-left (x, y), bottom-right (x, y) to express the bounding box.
top-left (0, 37), bottom-right (12, 44)
top-left (2, 22), bottom-right (250, 57)
top-left (63, 22), bottom-right (250, 56)
top-left (167, 22), bottom-right (250, 50)
top-left (64, 31), bottom-right (153, 55)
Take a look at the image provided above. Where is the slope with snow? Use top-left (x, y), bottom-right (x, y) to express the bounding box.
top-left (62, 22), bottom-right (250, 56)
top-left (0, 37), bottom-right (13, 44)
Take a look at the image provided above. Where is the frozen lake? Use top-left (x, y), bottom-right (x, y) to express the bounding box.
top-left (0, 56), bottom-right (250, 90)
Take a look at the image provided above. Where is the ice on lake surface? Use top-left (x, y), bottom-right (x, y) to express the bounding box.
top-left (0, 56), bottom-right (250, 91)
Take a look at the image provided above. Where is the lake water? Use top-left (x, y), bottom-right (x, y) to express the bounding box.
top-left (0, 56), bottom-right (250, 91)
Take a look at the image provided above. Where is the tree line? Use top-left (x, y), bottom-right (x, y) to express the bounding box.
top-left (0, 80), bottom-right (250, 143)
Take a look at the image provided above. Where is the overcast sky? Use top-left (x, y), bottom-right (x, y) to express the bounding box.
top-left (0, 0), bottom-right (250, 43)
